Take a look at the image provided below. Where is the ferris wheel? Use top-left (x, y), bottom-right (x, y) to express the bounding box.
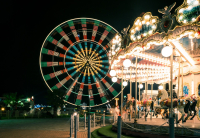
top-left (39, 18), bottom-right (122, 107)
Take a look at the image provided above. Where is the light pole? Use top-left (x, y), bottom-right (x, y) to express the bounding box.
top-left (161, 45), bottom-right (174, 138)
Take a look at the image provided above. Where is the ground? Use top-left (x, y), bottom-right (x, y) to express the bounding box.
top-left (0, 118), bottom-right (102, 138)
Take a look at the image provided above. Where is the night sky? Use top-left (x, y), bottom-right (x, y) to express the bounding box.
top-left (1, 0), bottom-right (184, 104)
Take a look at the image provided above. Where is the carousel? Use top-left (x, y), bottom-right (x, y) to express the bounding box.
top-left (110, 0), bottom-right (200, 137)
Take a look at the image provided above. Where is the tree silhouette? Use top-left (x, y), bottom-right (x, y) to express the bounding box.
top-left (45, 89), bottom-right (66, 117)
top-left (3, 92), bottom-right (24, 110)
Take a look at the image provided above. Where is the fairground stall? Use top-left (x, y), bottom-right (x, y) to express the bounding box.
top-left (110, 0), bottom-right (200, 137)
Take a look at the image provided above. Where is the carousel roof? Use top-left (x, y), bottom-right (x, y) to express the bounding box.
top-left (109, 0), bottom-right (200, 84)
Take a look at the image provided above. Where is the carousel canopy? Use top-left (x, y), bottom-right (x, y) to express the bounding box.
top-left (109, 0), bottom-right (200, 84)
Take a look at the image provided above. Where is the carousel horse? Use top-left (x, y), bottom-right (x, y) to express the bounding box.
top-left (155, 89), bottom-right (169, 119)
top-left (123, 99), bottom-right (140, 118)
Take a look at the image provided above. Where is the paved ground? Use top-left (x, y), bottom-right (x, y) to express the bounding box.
top-left (0, 118), bottom-right (103, 138)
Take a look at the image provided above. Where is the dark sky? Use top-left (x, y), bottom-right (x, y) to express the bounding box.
top-left (1, 0), bottom-right (184, 103)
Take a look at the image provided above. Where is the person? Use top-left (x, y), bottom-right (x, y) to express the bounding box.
top-left (189, 98), bottom-right (197, 120)
top-left (114, 105), bottom-right (120, 122)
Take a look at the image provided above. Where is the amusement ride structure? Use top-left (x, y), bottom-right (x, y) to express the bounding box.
top-left (39, 0), bottom-right (200, 137)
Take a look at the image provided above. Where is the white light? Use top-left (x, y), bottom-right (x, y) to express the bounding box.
top-left (138, 84), bottom-right (143, 89)
top-left (161, 46), bottom-right (172, 57)
top-left (123, 59), bottom-right (131, 67)
top-left (194, 0), bottom-right (199, 5)
top-left (74, 112), bottom-right (77, 116)
top-left (158, 85), bottom-right (163, 90)
top-left (112, 77), bottom-right (117, 82)
top-left (146, 22), bottom-right (150, 25)
top-left (192, 18), bottom-right (196, 22)
top-left (123, 81), bottom-right (128, 86)
top-left (145, 15), bottom-right (150, 19)
top-left (152, 25), bottom-right (156, 29)
top-left (143, 33), bottom-right (147, 36)
top-left (179, 9), bottom-right (184, 13)
top-left (149, 30), bottom-right (153, 34)
top-left (137, 36), bottom-right (141, 39)
top-left (152, 19), bottom-right (156, 23)
top-left (110, 70), bottom-right (116, 76)
top-left (179, 16), bottom-right (183, 20)
top-left (112, 51), bottom-right (115, 55)
top-left (136, 27), bottom-right (139, 30)
top-left (188, 6), bottom-right (192, 10)
top-left (142, 20), bottom-right (145, 24)
top-left (183, 20), bottom-right (187, 23)
top-left (131, 30), bottom-right (135, 33)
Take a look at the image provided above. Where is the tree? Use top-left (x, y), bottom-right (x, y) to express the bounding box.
top-left (45, 89), bottom-right (66, 117)
top-left (3, 92), bottom-right (24, 110)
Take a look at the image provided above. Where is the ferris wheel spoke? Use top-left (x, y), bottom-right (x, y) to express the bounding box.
top-left (65, 61), bottom-right (83, 66)
top-left (89, 68), bottom-right (107, 103)
top-left (51, 64), bottom-right (85, 90)
top-left (43, 69), bottom-right (67, 81)
top-left (65, 76), bottom-right (79, 101)
top-left (75, 66), bottom-right (87, 105)
top-left (66, 55), bottom-right (82, 61)
top-left (97, 25), bottom-right (112, 45)
top-left (41, 48), bottom-right (64, 58)
top-left (78, 43), bottom-right (86, 57)
top-left (41, 62), bottom-right (65, 67)
top-left (55, 26), bottom-right (77, 46)
top-left (66, 63), bottom-right (85, 72)
top-left (92, 64), bottom-right (107, 75)
top-left (81, 18), bottom-right (87, 41)
top-left (46, 36), bottom-right (70, 51)
top-left (88, 43), bottom-right (93, 55)
top-left (68, 20), bottom-right (80, 42)
top-left (82, 42), bottom-right (87, 57)
top-left (91, 20), bottom-right (100, 42)
top-left (92, 60), bottom-right (109, 64)
top-left (89, 44), bottom-right (100, 58)
top-left (87, 67), bottom-right (94, 106)
top-left (94, 63), bottom-right (109, 70)
top-left (91, 65), bottom-right (118, 97)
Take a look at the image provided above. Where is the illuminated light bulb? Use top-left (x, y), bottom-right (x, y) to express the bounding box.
top-left (151, 19), bottom-right (156, 23)
top-left (136, 27), bottom-right (139, 30)
top-left (149, 30), bottom-right (153, 34)
top-left (192, 18), bottom-right (196, 22)
top-left (116, 35), bottom-right (119, 39)
top-left (188, 6), bottom-right (192, 10)
top-left (145, 15), bottom-right (150, 19)
top-left (139, 22), bottom-right (142, 26)
top-left (110, 70), bottom-right (116, 76)
top-left (112, 51), bottom-right (115, 55)
top-left (143, 33), bottom-right (147, 36)
top-left (179, 8), bottom-right (184, 13)
top-left (146, 22), bottom-right (150, 25)
top-left (183, 20), bottom-right (187, 23)
top-left (123, 59), bottom-right (131, 67)
top-left (123, 81), bottom-right (128, 86)
top-left (112, 77), bottom-right (117, 82)
top-left (194, 0), bottom-right (199, 5)
top-left (137, 36), bottom-right (141, 39)
top-left (152, 25), bottom-right (156, 29)
top-left (161, 46), bottom-right (172, 57)
top-left (131, 29), bottom-right (135, 33)
top-left (179, 16), bottom-right (183, 20)
top-left (142, 20), bottom-right (145, 24)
